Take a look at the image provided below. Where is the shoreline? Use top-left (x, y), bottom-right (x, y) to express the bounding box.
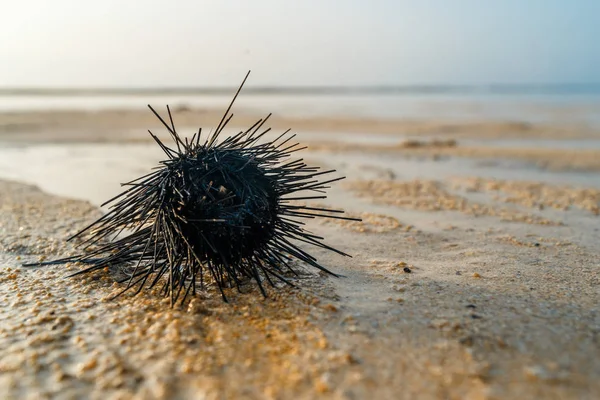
top-left (2, 107), bottom-right (600, 144)
top-left (304, 141), bottom-right (600, 172)
top-left (4, 107), bottom-right (600, 177)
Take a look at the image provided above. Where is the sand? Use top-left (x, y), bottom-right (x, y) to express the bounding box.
top-left (305, 140), bottom-right (600, 172)
top-left (2, 107), bottom-right (600, 144)
top-left (1, 107), bottom-right (600, 399)
top-left (3, 108), bottom-right (600, 174)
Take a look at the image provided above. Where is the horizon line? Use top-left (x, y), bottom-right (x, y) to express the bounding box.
top-left (1, 82), bottom-right (600, 96)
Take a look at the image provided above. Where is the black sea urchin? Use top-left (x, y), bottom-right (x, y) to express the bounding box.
top-left (26, 72), bottom-right (360, 305)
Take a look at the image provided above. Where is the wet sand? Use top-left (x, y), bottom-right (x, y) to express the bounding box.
top-left (1, 109), bottom-right (600, 399)
top-left (304, 140), bottom-right (600, 172)
top-left (3, 108), bottom-right (600, 174)
top-left (2, 107), bottom-right (600, 143)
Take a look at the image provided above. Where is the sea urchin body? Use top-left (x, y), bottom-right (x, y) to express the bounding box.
top-left (26, 72), bottom-right (360, 305)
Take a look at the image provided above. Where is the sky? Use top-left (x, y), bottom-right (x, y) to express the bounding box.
top-left (1, 0), bottom-right (599, 87)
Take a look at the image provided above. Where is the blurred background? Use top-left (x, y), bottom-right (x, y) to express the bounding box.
top-left (1, 0), bottom-right (600, 202)
top-left (1, 0), bottom-right (599, 123)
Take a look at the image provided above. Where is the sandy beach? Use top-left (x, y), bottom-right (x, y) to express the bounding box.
top-left (1, 104), bottom-right (600, 399)
top-left (3, 107), bottom-right (600, 173)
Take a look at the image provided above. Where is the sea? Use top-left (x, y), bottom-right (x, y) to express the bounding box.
top-left (1, 85), bottom-right (600, 126)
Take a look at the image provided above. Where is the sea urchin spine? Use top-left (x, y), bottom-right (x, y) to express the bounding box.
top-left (26, 71), bottom-right (360, 305)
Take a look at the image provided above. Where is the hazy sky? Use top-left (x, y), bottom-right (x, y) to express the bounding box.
top-left (1, 0), bottom-right (599, 87)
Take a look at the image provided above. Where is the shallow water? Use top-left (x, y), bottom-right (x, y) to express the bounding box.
top-left (0, 143), bottom-right (162, 206)
top-left (1, 142), bottom-right (599, 210)
top-left (319, 151), bottom-right (600, 188)
top-left (296, 131), bottom-right (600, 150)
top-left (459, 138), bottom-right (600, 150)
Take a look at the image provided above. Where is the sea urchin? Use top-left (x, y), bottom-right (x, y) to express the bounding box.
top-left (26, 71), bottom-right (360, 305)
